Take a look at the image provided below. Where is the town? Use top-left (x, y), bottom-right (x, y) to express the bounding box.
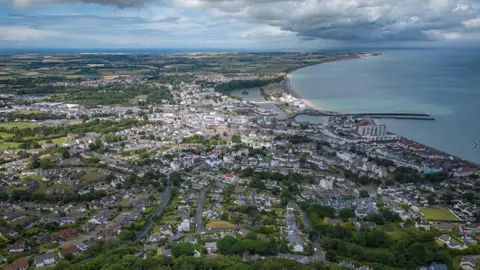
top-left (0, 52), bottom-right (479, 270)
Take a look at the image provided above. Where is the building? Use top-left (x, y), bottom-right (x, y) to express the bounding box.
top-left (58, 245), bottom-right (81, 258)
top-left (437, 234), bottom-right (467, 250)
top-left (460, 256), bottom-right (477, 270)
top-left (58, 227), bottom-right (78, 238)
top-left (34, 253), bottom-right (56, 268)
top-left (178, 219), bottom-right (191, 232)
top-left (357, 119), bottom-right (387, 137)
top-left (8, 240), bottom-right (26, 254)
top-left (415, 221), bottom-right (431, 230)
top-left (4, 260), bottom-right (28, 270)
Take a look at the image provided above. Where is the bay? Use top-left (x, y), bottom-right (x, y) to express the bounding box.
top-left (291, 49), bottom-right (480, 164)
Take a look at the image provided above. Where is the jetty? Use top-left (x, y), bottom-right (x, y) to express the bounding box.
top-left (292, 109), bottom-right (435, 120)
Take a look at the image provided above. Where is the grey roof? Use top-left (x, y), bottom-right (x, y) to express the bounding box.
top-left (428, 263), bottom-right (448, 270)
top-left (34, 252), bottom-right (55, 263)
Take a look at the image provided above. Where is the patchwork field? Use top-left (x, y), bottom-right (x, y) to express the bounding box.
top-left (419, 207), bottom-right (460, 221)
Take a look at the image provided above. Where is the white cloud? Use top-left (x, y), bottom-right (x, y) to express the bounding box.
top-left (462, 18), bottom-right (480, 28)
top-left (240, 25), bottom-right (294, 38)
top-left (0, 26), bottom-right (60, 40)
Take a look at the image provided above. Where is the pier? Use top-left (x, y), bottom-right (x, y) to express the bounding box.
top-left (293, 109), bottom-right (435, 120)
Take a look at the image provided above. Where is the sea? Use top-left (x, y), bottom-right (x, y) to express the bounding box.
top-left (291, 48), bottom-right (480, 164)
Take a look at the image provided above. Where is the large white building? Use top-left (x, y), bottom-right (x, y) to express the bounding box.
top-left (357, 119), bottom-right (399, 141)
top-left (357, 119), bottom-right (387, 137)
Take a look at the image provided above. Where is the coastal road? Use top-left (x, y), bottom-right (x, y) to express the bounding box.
top-left (134, 177), bottom-right (173, 241)
top-left (195, 187), bottom-right (210, 234)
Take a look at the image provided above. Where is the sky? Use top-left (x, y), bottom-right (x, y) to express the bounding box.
top-left (0, 0), bottom-right (479, 50)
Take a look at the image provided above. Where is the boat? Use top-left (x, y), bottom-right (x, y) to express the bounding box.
top-left (242, 91), bottom-right (249, 95)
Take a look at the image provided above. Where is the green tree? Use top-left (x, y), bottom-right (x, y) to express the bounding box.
top-left (171, 242), bottom-right (195, 258)
top-left (325, 250), bottom-right (338, 262)
top-left (359, 190), bottom-right (370, 198)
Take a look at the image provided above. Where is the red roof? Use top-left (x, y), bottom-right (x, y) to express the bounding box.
top-left (359, 120), bottom-right (370, 126)
top-left (58, 227), bottom-right (78, 238)
top-left (224, 173), bottom-right (233, 178)
top-left (4, 260), bottom-right (28, 270)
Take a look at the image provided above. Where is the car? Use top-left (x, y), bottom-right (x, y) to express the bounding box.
top-left (314, 248), bottom-right (317, 251)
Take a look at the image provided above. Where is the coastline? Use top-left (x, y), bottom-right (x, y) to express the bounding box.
top-left (283, 53), bottom-right (377, 110)
top-left (283, 53), bottom-right (479, 166)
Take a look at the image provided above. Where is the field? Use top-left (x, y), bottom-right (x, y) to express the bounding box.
top-left (0, 141), bottom-right (21, 151)
top-left (0, 122), bottom-right (37, 129)
top-left (420, 207), bottom-right (460, 221)
top-left (0, 132), bottom-right (15, 139)
top-left (39, 137), bottom-right (68, 146)
top-left (82, 172), bottom-right (107, 182)
top-left (206, 221), bottom-right (235, 229)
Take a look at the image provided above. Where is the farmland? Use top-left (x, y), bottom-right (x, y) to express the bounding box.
top-left (206, 220), bottom-right (236, 229)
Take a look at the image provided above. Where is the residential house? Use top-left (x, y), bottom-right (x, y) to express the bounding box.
top-left (34, 253), bottom-right (56, 268)
top-left (157, 247), bottom-right (172, 257)
top-left (415, 221), bottom-right (431, 230)
top-left (58, 228), bottom-right (78, 238)
top-left (4, 260), bottom-right (28, 270)
top-left (8, 240), bottom-right (26, 254)
top-left (460, 256), bottom-right (477, 270)
top-left (426, 263), bottom-right (448, 270)
top-left (205, 242), bottom-right (217, 254)
top-left (58, 245), bottom-right (82, 258)
top-left (178, 219), bottom-right (191, 232)
top-left (437, 234), bottom-right (467, 250)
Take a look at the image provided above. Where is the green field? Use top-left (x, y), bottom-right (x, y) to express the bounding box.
top-left (0, 132), bottom-right (15, 139)
top-left (0, 141), bottom-right (21, 151)
top-left (0, 122), bottom-right (37, 129)
top-left (206, 220), bottom-right (235, 229)
top-left (82, 171), bottom-right (107, 182)
top-left (420, 207), bottom-right (460, 221)
top-left (21, 175), bottom-right (44, 181)
top-left (39, 136), bottom-right (68, 146)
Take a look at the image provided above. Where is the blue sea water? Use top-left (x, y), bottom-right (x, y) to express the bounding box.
top-left (291, 49), bottom-right (480, 164)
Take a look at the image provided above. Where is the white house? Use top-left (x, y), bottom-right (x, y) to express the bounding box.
top-left (34, 253), bottom-right (56, 268)
top-left (178, 219), bottom-right (191, 232)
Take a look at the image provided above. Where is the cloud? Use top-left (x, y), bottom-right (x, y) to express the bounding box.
top-left (6, 0), bottom-right (155, 9)
top-left (240, 25), bottom-right (294, 38)
top-left (463, 18), bottom-right (480, 28)
top-left (0, 26), bottom-right (59, 40)
top-left (169, 0), bottom-right (480, 41)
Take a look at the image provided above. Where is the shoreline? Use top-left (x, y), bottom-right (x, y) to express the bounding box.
top-left (283, 53), bottom-right (376, 110)
top-left (283, 54), bottom-right (479, 166)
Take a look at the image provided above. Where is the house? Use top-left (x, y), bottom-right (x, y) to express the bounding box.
top-left (460, 256), bottom-right (477, 270)
top-left (205, 242), bottom-right (217, 254)
top-left (357, 221), bottom-right (377, 230)
top-left (58, 245), bottom-right (82, 258)
top-left (415, 221), bottom-right (431, 230)
top-left (178, 219), bottom-right (191, 232)
top-left (157, 247), bottom-right (172, 257)
top-left (437, 234), bottom-right (467, 250)
top-left (8, 240), bottom-right (26, 254)
top-left (34, 252), bottom-right (56, 268)
top-left (186, 235), bottom-right (197, 244)
top-left (58, 227), bottom-right (78, 238)
top-left (427, 262), bottom-right (448, 270)
top-left (4, 260), bottom-right (28, 270)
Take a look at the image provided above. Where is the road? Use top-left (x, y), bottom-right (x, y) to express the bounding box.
top-left (195, 187), bottom-right (209, 234)
top-left (134, 178), bottom-right (173, 241)
top-left (290, 201), bottom-right (325, 261)
top-left (250, 188), bottom-right (256, 206)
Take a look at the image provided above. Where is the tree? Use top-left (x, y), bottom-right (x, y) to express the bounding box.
top-left (171, 242), bottom-right (195, 258)
top-left (217, 236), bottom-right (237, 255)
top-left (359, 190), bottom-right (370, 198)
top-left (231, 135), bottom-right (242, 144)
top-left (119, 229), bottom-right (135, 241)
top-left (61, 148), bottom-right (71, 159)
top-left (325, 250), bottom-right (338, 262)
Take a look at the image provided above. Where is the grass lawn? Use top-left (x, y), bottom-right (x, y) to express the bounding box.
top-left (420, 207), bottom-right (460, 221)
top-left (0, 141), bottom-right (21, 151)
top-left (0, 132), bottom-right (15, 139)
top-left (39, 136), bottom-right (68, 146)
top-left (206, 220), bottom-right (235, 229)
top-left (51, 184), bottom-right (72, 190)
top-left (82, 172), bottom-right (107, 182)
top-left (160, 219), bottom-right (180, 224)
top-left (17, 109), bottom-right (42, 115)
top-left (26, 227), bottom-right (41, 235)
top-left (21, 175), bottom-right (44, 181)
top-left (13, 186), bottom-right (30, 191)
top-left (0, 122), bottom-right (37, 129)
